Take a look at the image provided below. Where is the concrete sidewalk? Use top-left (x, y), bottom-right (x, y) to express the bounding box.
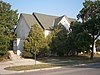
top-left (1, 58), bottom-right (96, 75)
top-left (0, 59), bottom-right (77, 75)
top-left (0, 59), bottom-right (42, 75)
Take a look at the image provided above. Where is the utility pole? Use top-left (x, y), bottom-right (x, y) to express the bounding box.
top-left (34, 43), bottom-right (36, 65)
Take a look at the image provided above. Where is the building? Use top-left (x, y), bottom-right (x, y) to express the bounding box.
top-left (13, 12), bottom-right (75, 55)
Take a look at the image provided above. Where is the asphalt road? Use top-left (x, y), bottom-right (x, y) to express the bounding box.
top-left (8, 63), bottom-right (100, 75)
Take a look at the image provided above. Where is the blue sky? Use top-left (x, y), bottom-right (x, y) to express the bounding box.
top-left (4, 0), bottom-right (84, 19)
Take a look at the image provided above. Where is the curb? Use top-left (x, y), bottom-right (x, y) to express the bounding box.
top-left (74, 64), bottom-right (86, 66)
top-left (14, 67), bottom-right (62, 74)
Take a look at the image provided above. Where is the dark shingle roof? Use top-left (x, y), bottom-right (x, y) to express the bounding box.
top-left (21, 13), bottom-right (38, 28)
top-left (54, 16), bottom-right (64, 26)
top-left (69, 18), bottom-right (76, 23)
top-left (20, 13), bottom-right (76, 30)
top-left (33, 12), bottom-right (58, 29)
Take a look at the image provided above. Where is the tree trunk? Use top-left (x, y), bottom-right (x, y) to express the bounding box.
top-left (90, 24), bottom-right (95, 60)
top-left (90, 43), bottom-right (94, 60)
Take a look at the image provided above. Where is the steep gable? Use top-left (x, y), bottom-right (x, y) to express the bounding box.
top-left (17, 13), bottom-right (75, 31)
top-left (14, 12), bottom-right (76, 51)
top-left (54, 16), bottom-right (64, 26)
top-left (21, 13), bottom-right (38, 28)
top-left (33, 12), bottom-right (58, 29)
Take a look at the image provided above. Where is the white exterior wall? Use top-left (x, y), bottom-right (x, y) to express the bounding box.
top-left (59, 16), bottom-right (70, 30)
top-left (94, 40), bottom-right (96, 53)
top-left (16, 38), bottom-right (24, 55)
top-left (16, 16), bottom-right (30, 39)
top-left (90, 41), bottom-right (96, 53)
top-left (16, 38), bottom-right (24, 50)
top-left (44, 30), bottom-right (51, 38)
top-left (13, 38), bottom-right (24, 55)
top-left (15, 16), bottom-right (30, 52)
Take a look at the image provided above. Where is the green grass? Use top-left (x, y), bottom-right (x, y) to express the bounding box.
top-left (4, 54), bottom-right (100, 71)
top-left (37, 54), bottom-right (100, 64)
top-left (5, 64), bottom-right (58, 71)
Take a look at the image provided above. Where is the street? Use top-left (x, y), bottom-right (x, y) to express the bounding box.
top-left (8, 63), bottom-right (100, 75)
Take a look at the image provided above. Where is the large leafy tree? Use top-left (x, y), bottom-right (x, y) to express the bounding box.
top-left (48, 25), bottom-right (68, 56)
top-left (75, 32), bottom-right (92, 53)
top-left (0, 1), bottom-right (18, 35)
top-left (66, 22), bottom-right (83, 55)
top-left (67, 21), bottom-right (92, 56)
top-left (23, 23), bottom-right (48, 58)
top-left (77, 0), bottom-right (100, 59)
top-left (0, 1), bottom-right (18, 57)
top-left (0, 35), bottom-right (9, 57)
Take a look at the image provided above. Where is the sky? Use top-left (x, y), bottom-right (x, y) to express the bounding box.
top-left (3, 0), bottom-right (84, 19)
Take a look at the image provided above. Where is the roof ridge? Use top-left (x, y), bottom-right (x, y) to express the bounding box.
top-left (20, 13), bottom-right (39, 29)
top-left (21, 13), bottom-right (32, 16)
top-left (33, 12), bottom-right (59, 18)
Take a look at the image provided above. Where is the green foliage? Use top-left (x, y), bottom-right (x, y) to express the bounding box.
top-left (75, 32), bottom-right (92, 52)
top-left (22, 40), bottom-right (33, 58)
top-left (65, 22), bottom-right (80, 56)
top-left (0, 1), bottom-right (18, 49)
top-left (23, 23), bottom-right (48, 58)
top-left (0, 1), bottom-right (18, 59)
top-left (66, 21), bottom-right (92, 55)
top-left (0, 35), bottom-right (9, 58)
top-left (48, 25), bottom-right (68, 56)
top-left (77, 0), bottom-right (100, 59)
top-left (77, 0), bottom-right (100, 38)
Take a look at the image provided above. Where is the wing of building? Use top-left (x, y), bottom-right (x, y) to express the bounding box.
top-left (13, 12), bottom-right (76, 55)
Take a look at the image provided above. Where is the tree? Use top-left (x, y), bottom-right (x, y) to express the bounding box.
top-left (0, 1), bottom-right (18, 57)
top-left (75, 32), bottom-right (92, 53)
top-left (0, 35), bottom-right (8, 56)
top-left (48, 25), bottom-right (68, 56)
top-left (67, 22), bottom-right (92, 55)
top-left (77, 0), bottom-right (100, 59)
top-left (66, 22), bottom-right (83, 56)
top-left (23, 23), bottom-right (48, 58)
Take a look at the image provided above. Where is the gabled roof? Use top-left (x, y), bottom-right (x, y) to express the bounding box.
top-left (19, 13), bottom-right (76, 30)
top-left (54, 16), bottom-right (64, 26)
top-left (21, 13), bottom-right (38, 28)
top-left (69, 18), bottom-right (76, 23)
top-left (33, 12), bottom-right (58, 29)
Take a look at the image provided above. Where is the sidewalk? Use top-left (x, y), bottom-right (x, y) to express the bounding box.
top-left (0, 59), bottom-right (79, 75)
top-left (1, 58), bottom-right (98, 75)
top-left (0, 59), bottom-right (42, 75)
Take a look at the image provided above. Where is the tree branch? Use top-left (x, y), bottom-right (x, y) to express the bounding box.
top-left (94, 33), bottom-right (100, 41)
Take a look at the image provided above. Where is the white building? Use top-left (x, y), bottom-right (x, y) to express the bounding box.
top-left (14, 12), bottom-right (75, 55)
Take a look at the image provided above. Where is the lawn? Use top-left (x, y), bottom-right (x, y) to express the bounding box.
top-left (5, 64), bottom-right (58, 71)
top-left (37, 54), bottom-right (100, 64)
top-left (5, 54), bottom-right (100, 71)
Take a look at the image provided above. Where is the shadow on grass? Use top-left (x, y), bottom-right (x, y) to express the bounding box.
top-left (37, 55), bottom-right (100, 68)
top-left (4, 54), bottom-right (100, 71)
